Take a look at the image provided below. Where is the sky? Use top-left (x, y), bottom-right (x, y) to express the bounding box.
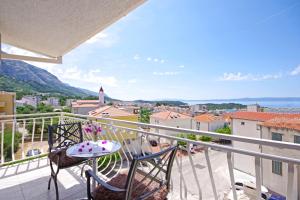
top-left (3, 0), bottom-right (300, 100)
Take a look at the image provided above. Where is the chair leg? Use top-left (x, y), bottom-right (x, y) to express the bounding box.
top-left (48, 176), bottom-right (52, 190)
top-left (49, 160), bottom-right (60, 200)
top-left (80, 161), bottom-right (89, 177)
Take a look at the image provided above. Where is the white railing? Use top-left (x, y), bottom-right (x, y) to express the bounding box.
top-left (1, 112), bottom-right (300, 200)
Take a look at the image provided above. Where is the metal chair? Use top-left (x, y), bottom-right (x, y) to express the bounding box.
top-left (48, 122), bottom-right (88, 200)
top-left (85, 145), bottom-right (178, 200)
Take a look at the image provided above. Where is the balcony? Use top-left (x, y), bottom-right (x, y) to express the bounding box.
top-left (0, 112), bottom-right (299, 200)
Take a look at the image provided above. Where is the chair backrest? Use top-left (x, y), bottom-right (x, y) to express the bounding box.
top-left (125, 145), bottom-right (178, 200)
top-left (48, 122), bottom-right (83, 151)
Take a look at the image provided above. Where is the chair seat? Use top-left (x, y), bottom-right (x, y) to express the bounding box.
top-left (48, 149), bottom-right (86, 168)
top-left (93, 173), bottom-right (168, 200)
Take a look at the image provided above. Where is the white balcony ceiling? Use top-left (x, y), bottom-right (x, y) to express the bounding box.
top-left (0, 0), bottom-right (145, 58)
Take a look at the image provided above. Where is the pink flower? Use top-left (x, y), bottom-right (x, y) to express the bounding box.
top-left (81, 145), bottom-right (85, 148)
top-left (78, 148), bottom-right (83, 152)
top-left (87, 142), bottom-right (90, 145)
top-left (88, 148), bottom-right (92, 152)
top-left (102, 140), bottom-right (107, 144)
top-left (102, 147), bottom-right (106, 151)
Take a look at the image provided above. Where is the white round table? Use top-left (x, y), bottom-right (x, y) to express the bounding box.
top-left (66, 140), bottom-right (121, 189)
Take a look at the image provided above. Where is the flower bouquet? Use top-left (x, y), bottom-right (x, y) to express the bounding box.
top-left (83, 121), bottom-right (102, 142)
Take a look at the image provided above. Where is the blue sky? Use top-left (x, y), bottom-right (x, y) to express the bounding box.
top-left (4, 0), bottom-right (300, 100)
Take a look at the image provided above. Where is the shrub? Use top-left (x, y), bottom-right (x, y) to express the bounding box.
top-left (199, 135), bottom-right (212, 142)
top-left (215, 125), bottom-right (231, 135)
top-left (0, 128), bottom-right (22, 162)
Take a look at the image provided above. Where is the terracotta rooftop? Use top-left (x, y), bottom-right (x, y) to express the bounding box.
top-left (89, 106), bottom-right (134, 117)
top-left (261, 117), bottom-right (300, 131)
top-left (194, 114), bottom-right (223, 122)
top-left (71, 103), bottom-right (99, 108)
top-left (229, 111), bottom-right (300, 122)
top-left (151, 111), bottom-right (192, 120)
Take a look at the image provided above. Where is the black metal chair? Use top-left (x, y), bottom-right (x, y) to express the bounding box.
top-left (85, 145), bottom-right (178, 200)
top-left (48, 122), bottom-right (88, 200)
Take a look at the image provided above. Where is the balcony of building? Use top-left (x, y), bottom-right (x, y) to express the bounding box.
top-left (0, 112), bottom-right (299, 200)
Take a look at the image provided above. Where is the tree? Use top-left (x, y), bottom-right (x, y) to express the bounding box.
top-left (37, 103), bottom-right (54, 113)
top-left (59, 97), bottom-right (66, 106)
top-left (215, 125), bottom-right (231, 135)
top-left (139, 108), bottom-right (151, 123)
top-left (16, 105), bottom-right (36, 114)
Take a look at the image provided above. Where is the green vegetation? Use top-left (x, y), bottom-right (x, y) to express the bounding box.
top-left (0, 129), bottom-right (22, 162)
top-left (215, 125), bottom-right (231, 135)
top-left (139, 108), bottom-right (151, 123)
top-left (17, 103), bottom-right (54, 114)
top-left (98, 153), bottom-right (121, 170)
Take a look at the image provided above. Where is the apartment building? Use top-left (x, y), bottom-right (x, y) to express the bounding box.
top-left (16, 95), bottom-right (41, 107)
top-left (150, 111), bottom-right (193, 136)
top-left (193, 113), bottom-right (225, 132)
top-left (260, 117), bottom-right (300, 198)
top-left (231, 111), bottom-right (300, 198)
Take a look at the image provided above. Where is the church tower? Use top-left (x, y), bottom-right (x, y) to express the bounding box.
top-left (99, 86), bottom-right (105, 105)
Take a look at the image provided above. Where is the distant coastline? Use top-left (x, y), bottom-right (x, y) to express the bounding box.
top-left (182, 97), bottom-right (300, 108)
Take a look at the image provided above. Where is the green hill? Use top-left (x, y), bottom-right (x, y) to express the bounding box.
top-left (0, 60), bottom-right (97, 97)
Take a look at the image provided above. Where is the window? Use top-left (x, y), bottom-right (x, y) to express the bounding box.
top-left (241, 122), bottom-right (245, 125)
top-left (196, 122), bottom-right (200, 130)
top-left (272, 132), bottom-right (282, 141)
top-left (294, 135), bottom-right (300, 144)
top-left (272, 161), bottom-right (282, 175)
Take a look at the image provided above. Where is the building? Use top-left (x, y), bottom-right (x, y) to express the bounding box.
top-left (190, 104), bottom-right (208, 115)
top-left (72, 86), bottom-right (105, 114)
top-left (150, 111), bottom-right (193, 136)
top-left (89, 106), bottom-right (138, 120)
top-left (230, 111), bottom-right (300, 176)
top-left (193, 114), bottom-right (225, 132)
top-left (259, 117), bottom-right (300, 199)
top-left (66, 99), bottom-right (76, 107)
top-left (0, 91), bottom-right (16, 116)
top-left (47, 97), bottom-right (60, 107)
top-left (247, 104), bottom-right (262, 112)
top-left (17, 95), bottom-right (41, 107)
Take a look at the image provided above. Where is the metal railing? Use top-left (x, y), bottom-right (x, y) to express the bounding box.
top-left (1, 112), bottom-right (300, 200)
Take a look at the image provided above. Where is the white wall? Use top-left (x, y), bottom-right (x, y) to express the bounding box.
top-left (72, 107), bottom-right (96, 115)
top-left (150, 117), bottom-right (193, 137)
top-left (232, 118), bottom-right (261, 176)
top-left (261, 126), bottom-right (300, 198)
top-left (192, 120), bottom-right (225, 132)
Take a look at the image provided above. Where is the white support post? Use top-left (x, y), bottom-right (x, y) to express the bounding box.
top-left (287, 163), bottom-right (294, 200)
top-left (227, 152), bottom-right (237, 200)
top-left (1, 122), bottom-right (4, 164)
top-left (205, 148), bottom-right (218, 200)
top-left (11, 120), bottom-right (16, 161)
top-left (255, 157), bottom-right (262, 200)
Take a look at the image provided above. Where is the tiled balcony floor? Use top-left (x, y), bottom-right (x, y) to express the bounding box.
top-left (0, 158), bottom-right (87, 200)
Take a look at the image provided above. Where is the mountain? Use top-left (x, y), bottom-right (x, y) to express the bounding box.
top-left (0, 60), bottom-right (97, 97)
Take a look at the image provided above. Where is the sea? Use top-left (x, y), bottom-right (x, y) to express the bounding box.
top-left (182, 99), bottom-right (300, 108)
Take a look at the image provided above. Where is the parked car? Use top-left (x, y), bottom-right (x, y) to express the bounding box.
top-left (26, 149), bottom-right (41, 157)
top-left (225, 179), bottom-right (271, 200)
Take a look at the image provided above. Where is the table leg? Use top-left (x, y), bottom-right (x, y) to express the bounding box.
top-left (92, 157), bottom-right (97, 190)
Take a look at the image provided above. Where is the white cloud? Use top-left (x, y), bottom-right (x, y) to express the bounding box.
top-left (160, 59), bottom-right (165, 64)
top-left (85, 32), bottom-right (118, 48)
top-left (133, 54), bottom-right (140, 60)
top-left (128, 79), bottom-right (137, 84)
top-left (290, 65), bottom-right (300, 76)
top-left (147, 57), bottom-right (152, 61)
top-left (153, 71), bottom-right (179, 76)
top-left (153, 58), bottom-right (159, 62)
top-left (178, 65), bottom-right (185, 68)
top-left (219, 72), bottom-right (282, 81)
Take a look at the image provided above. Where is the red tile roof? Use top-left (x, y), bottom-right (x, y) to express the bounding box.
top-left (229, 111), bottom-right (300, 122)
top-left (194, 114), bottom-right (223, 122)
top-left (151, 111), bottom-right (192, 120)
top-left (261, 117), bottom-right (300, 131)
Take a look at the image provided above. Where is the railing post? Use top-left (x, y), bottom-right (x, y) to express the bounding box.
top-left (21, 120), bottom-right (26, 159)
top-left (1, 122), bottom-right (4, 164)
top-left (255, 157), bottom-right (262, 200)
top-left (227, 152), bottom-right (237, 200)
top-left (11, 119), bottom-right (16, 161)
top-left (287, 163), bottom-right (294, 200)
top-left (205, 147), bottom-right (218, 200)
